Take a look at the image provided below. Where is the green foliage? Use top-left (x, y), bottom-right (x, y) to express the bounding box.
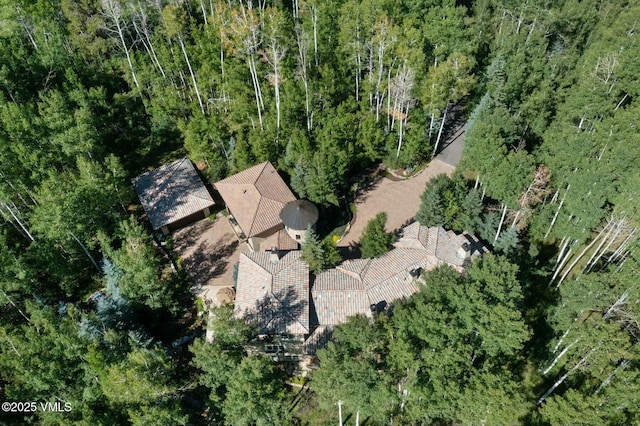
top-left (416, 173), bottom-right (482, 233)
top-left (209, 303), bottom-right (253, 348)
top-left (302, 226), bottom-right (324, 273)
top-left (312, 316), bottom-right (395, 420)
top-left (302, 226), bottom-right (341, 273)
top-left (321, 236), bottom-right (342, 270)
top-left (222, 356), bottom-right (292, 426)
top-left (0, 0), bottom-right (638, 423)
top-left (360, 212), bottom-right (395, 258)
top-left (495, 226), bottom-right (519, 256)
top-left (98, 217), bottom-right (190, 315)
top-left (309, 255), bottom-right (531, 424)
top-left (389, 257), bottom-right (530, 423)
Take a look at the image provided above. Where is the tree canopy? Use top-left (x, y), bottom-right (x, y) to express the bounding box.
top-left (0, 0), bottom-right (638, 424)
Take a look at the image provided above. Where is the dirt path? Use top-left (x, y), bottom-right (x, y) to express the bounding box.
top-left (338, 159), bottom-right (454, 247)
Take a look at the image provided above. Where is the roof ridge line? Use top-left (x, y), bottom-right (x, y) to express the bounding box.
top-left (269, 285), bottom-right (309, 333)
top-left (143, 157), bottom-right (187, 180)
top-left (248, 197), bottom-right (266, 237)
top-left (188, 192), bottom-right (215, 202)
top-left (243, 252), bottom-right (276, 277)
top-left (252, 161), bottom-right (270, 186)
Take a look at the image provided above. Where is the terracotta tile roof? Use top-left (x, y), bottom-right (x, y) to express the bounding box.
top-left (234, 251), bottom-right (309, 335)
top-left (234, 221), bottom-right (488, 353)
top-left (311, 223), bottom-right (488, 330)
top-left (214, 162), bottom-right (296, 238)
top-left (277, 229), bottom-right (300, 251)
top-left (257, 229), bottom-right (299, 252)
top-left (313, 269), bottom-right (369, 325)
top-left (131, 158), bottom-right (215, 230)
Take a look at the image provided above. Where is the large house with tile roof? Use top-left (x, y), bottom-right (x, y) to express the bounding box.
top-left (214, 161), bottom-right (300, 251)
top-left (233, 221), bottom-right (487, 360)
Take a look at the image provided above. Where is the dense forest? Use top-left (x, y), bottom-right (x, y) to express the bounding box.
top-left (0, 0), bottom-right (638, 424)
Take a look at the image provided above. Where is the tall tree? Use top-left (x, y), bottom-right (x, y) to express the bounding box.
top-left (360, 212), bottom-right (395, 258)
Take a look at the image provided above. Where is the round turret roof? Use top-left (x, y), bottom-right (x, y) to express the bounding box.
top-left (279, 200), bottom-right (319, 230)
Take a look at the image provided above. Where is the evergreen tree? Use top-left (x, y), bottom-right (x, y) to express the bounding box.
top-left (301, 226), bottom-right (341, 273)
top-left (321, 236), bottom-right (342, 270)
top-left (415, 186), bottom-right (445, 227)
top-left (360, 212), bottom-right (395, 258)
top-left (301, 226), bottom-right (324, 273)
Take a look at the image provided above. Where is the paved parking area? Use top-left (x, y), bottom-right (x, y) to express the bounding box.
top-left (338, 159), bottom-right (454, 247)
top-left (339, 112), bottom-right (465, 247)
top-left (172, 217), bottom-right (245, 304)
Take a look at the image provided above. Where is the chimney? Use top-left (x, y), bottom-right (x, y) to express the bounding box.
top-left (270, 246), bottom-right (280, 264)
top-left (457, 243), bottom-right (470, 259)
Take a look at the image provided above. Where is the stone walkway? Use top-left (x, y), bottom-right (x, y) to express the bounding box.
top-left (338, 159), bottom-right (454, 247)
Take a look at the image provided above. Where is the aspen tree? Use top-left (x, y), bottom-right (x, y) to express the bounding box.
top-left (101, 0), bottom-right (140, 88)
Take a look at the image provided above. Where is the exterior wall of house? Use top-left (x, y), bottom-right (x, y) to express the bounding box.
top-left (284, 224), bottom-right (315, 244)
top-left (165, 209), bottom-right (208, 233)
top-left (245, 334), bottom-right (308, 362)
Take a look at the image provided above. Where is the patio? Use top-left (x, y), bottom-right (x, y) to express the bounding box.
top-left (172, 216), bottom-right (245, 305)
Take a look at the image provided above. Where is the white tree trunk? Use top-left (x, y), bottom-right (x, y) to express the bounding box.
top-left (595, 360), bottom-right (630, 394)
top-left (296, 27), bottom-right (311, 131)
top-left (69, 232), bottom-right (101, 272)
top-left (102, 0), bottom-right (140, 89)
top-left (544, 185), bottom-right (570, 240)
top-left (134, 5), bottom-right (166, 79)
top-left (0, 288), bottom-right (32, 324)
top-left (542, 339), bottom-right (579, 375)
top-left (396, 117), bottom-right (404, 158)
top-left (494, 203), bottom-right (507, 244)
top-left (178, 35), bottom-right (205, 115)
top-left (2, 202), bottom-right (34, 242)
top-left (311, 5), bottom-right (318, 67)
top-left (548, 244), bottom-right (573, 287)
top-left (554, 237), bottom-right (569, 268)
top-left (432, 104), bottom-right (449, 157)
top-left (608, 228), bottom-right (636, 265)
top-left (248, 56), bottom-right (264, 129)
top-left (537, 351), bottom-right (592, 405)
top-left (588, 219), bottom-right (626, 272)
top-left (266, 38), bottom-right (284, 134)
top-left (555, 223), bottom-right (611, 289)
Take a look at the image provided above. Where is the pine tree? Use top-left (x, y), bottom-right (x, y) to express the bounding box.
top-left (321, 236), bottom-right (342, 270)
top-left (301, 227), bottom-right (342, 272)
top-left (416, 188), bottom-right (445, 227)
top-left (301, 226), bottom-right (324, 273)
top-left (360, 212), bottom-right (395, 258)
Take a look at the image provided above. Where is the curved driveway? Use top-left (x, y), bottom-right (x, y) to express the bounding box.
top-left (338, 159), bottom-right (455, 247)
top-left (339, 119), bottom-right (464, 247)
